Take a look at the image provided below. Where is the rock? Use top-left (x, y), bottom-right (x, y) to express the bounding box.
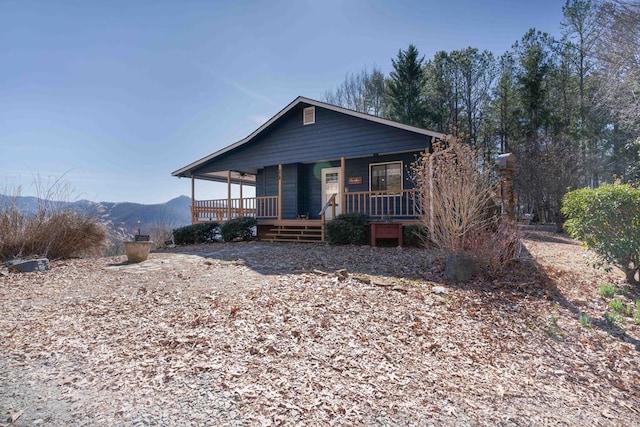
top-left (444, 253), bottom-right (475, 282)
top-left (335, 269), bottom-right (349, 279)
top-left (7, 258), bottom-right (50, 273)
top-left (432, 285), bottom-right (449, 295)
top-left (353, 275), bottom-right (371, 284)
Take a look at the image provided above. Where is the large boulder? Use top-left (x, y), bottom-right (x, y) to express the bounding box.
top-left (444, 253), bottom-right (475, 282)
top-left (7, 258), bottom-right (50, 273)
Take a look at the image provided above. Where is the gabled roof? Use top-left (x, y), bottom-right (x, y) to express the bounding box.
top-left (172, 96), bottom-right (448, 178)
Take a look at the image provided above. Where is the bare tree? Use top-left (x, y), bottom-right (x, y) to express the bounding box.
top-left (594, 0), bottom-right (640, 130)
top-left (323, 65), bottom-right (388, 116)
top-left (451, 48), bottom-right (496, 154)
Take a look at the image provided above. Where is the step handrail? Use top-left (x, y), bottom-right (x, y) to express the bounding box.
top-left (318, 193), bottom-right (337, 216)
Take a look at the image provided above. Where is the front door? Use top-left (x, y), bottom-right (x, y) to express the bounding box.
top-left (321, 167), bottom-right (342, 220)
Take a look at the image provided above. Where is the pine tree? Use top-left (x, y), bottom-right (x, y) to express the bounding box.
top-left (387, 44), bottom-right (427, 127)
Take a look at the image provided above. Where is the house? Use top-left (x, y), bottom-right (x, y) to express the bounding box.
top-left (172, 96), bottom-right (449, 242)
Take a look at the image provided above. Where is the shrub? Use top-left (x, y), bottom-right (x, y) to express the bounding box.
top-left (411, 138), bottom-right (520, 275)
top-left (149, 224), bottom-right (174, 249)
top-left (403, 224), bottom-right (429, 247)
top-left (325, 213), bottom-right (369, 245)
top-left (173, 222), bottom-right (220, 246)
top-left (411, 139), bottom-right (497, 254)
top-left (219, 217), bottom-right (256, 242)
top-left (579, 313), bottom-right (592, 328)
top-left (609, 298), bottom-right (624, 313)
top-left (604, 311), bottom-right (622, 326)
top-left (562, 183), bottom-right (640, 286)
top-left (0, 205), bottom-right (106, 260)
top-left (465, 219), bottom-right (523, 276)
top-left (599, 283), bottom-right (618, 298)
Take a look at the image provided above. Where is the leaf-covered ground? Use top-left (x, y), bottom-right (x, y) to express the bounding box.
top-left (1, 226), bottom-right (638, 426)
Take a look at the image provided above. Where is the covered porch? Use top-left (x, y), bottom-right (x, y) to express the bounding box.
top-left (188, 158), bottom-right (423, 225)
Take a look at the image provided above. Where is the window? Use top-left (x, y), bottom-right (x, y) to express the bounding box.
top-left (303, 106), bottom-right (315, 125)
top-left (370, 162), bottom-right (403, 192)
top-left (325, 172), bottom-right (339, 184)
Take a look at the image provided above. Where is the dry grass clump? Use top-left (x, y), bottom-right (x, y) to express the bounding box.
top-left (412, 138), bottom-right (521, 274)
top-left (0, 196), bottom-right (107, 260)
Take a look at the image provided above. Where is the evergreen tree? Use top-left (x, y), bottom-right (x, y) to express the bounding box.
top-left (387, 44), bottom-right (427, 127)
top-left (423, 51), bottom-right (454, 133)
top-left (492, 52), bottom-right (518, 153)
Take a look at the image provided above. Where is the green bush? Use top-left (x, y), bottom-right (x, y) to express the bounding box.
top-left (220, 217), bottom-right (256, 242)
top-left (403, 224), bottom-right (429, 247)
top-left (325, 213), bottom-right (369, 245)
top-left (172, 222), bottom-right (219, 246)
top-left (562, 183), bottom-right (640, 286)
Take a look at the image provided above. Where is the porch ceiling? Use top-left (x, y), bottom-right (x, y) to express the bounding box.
top-left (191, 170), bottom-right (257, 185)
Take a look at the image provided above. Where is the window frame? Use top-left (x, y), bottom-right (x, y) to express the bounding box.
top-left (303, 106), bottom-right (315, 125)
top-left (369, 161), bottom-right (403, 195)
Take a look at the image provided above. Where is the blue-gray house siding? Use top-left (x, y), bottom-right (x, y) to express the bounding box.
top-left (256, 152), bottom-right (421, 220)
top-left (193, 103), bottom-right (430, 176)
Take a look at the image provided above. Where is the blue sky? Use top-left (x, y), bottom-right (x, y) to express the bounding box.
top-left (0, 0), bottom-right (565, 204)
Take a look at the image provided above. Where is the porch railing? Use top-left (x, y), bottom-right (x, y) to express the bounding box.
top-left (191, 190), bottom-right (420, 223)
top-left (192, 196), bottom-right (278, 223)
top-left (318, 193), bottom-right (338, 223)
top-left (344, 189), bottom-right (419, 219)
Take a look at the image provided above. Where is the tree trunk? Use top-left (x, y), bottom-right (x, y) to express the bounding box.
top-left (625, 268), bottom-right (639, 287)
top-left (554, 209), bottom-right (565, 233)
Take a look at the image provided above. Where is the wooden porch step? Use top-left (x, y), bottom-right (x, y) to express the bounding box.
top-left (261, 237), bottom-right (322, 243)
top-left (264, 231), bottom-right (323, 238)
top-left (266, 232), bottom-right (322, 238)
top-left (262, 224), bottom-right (324, 242)
top-left (268, 229), bottom-right (322, 235)
top-left (268, 225), bottom-right (322, 229)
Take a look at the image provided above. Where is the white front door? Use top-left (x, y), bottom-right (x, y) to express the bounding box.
top-left (321, 167), bottom-right (342, 220)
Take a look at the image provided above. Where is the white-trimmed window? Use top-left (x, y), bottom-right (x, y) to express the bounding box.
top-left (303, 106), bottom-right (315, 125)
top-left (370, 161), bottom-right (403, 192)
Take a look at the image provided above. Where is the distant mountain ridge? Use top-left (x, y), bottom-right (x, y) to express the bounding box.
top-left (0, 194), bottom-right (193, 233)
